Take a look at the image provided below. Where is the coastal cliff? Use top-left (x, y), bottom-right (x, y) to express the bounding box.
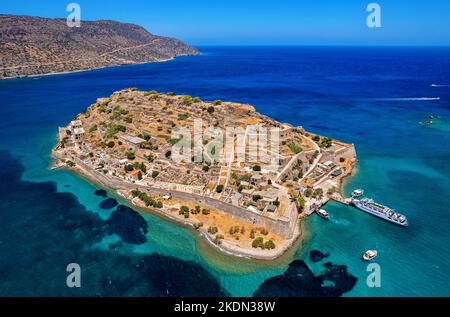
top-left (0, 14), bottom-right (199, 78)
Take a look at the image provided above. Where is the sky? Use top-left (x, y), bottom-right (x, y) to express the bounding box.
top-left (1, 0), bottom-right (450, 46)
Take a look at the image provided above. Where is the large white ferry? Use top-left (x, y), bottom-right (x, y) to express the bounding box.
top-left (351, 198), bottom-right (408, 226)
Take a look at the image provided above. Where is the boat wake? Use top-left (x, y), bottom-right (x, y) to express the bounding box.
top-left (431, 84), bottom-right (449, 87)
top-left (373, 97), bottom-right (441, 101)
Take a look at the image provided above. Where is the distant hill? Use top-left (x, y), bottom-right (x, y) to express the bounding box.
top-left (0, 14), bottom-right (199, 78)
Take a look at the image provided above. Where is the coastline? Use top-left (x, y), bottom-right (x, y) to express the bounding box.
top-left (50, 88), bottom-right (358, 261)
top-left (52, 153), bottom-right (303, 261)
top-left (0, 56), bottom-right (177, 81)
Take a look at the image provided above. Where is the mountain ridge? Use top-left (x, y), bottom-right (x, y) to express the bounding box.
top-left (0, 14), bottom-right (199, 78)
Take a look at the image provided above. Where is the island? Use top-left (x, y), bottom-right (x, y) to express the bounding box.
top-left (52, 88), bottom-right (357, 259)
top-left (0, 15), bottom-right (198, 79)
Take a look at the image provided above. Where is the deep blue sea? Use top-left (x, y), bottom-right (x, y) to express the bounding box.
top-left (0, 46), bottom-right (449, 296)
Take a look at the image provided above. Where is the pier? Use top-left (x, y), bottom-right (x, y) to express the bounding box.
top-left (329, 193), bottom-right (352, 206)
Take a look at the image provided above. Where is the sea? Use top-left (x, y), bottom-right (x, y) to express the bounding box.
top-left (0, 46), bottom-right (449, 296)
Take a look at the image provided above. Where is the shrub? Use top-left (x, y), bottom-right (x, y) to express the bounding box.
top-left (252, 237), bottom-right (264, 249)
top-left (215, 185), bottom-right (224, 193)
top-left (126, 152), bottom-right (135, 160)
top-left (288, 143), bottom-right (303, 154)
top-left (213, 100), bottom-right (222, 105)
top-left (264, 240), bottom-right (276, 249)
top-left (203, 165), bottom-right (209, 172)
top-left (107, 141), bottom-right (115, 148)
top-left (252, 195), bottom-right (262, 202)
top-left (124, 164), bottom-right (134, 172)
top-left (208, 226), bottom-right (218, 234)
top-left (207, 106), bottom-right (215, 114)
top-left (252, 165), bottom-right (261, 171)
top-left (201, 208), bottom-right (210, 215)
top-left (151, 170), bottom-right (159, 178)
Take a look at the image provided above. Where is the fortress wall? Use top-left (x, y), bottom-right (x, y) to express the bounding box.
top-left (335, 144), bottom-right (357, 159)
top-left (56, 154), bottom-right (298, 238)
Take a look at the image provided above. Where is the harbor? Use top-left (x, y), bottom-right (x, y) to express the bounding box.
top-left (316, 189), bottom-right (409, 227)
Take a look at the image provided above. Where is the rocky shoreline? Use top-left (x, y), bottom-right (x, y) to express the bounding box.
top-left (53, 151), bottom-right (302, 260)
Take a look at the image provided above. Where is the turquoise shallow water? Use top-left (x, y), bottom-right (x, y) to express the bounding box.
top-left (0, 46), bottom-right (449, 296)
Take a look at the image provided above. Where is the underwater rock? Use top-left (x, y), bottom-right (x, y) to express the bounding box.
top-left (94, 189), bottom-right (107, 197)
top-left (254, 260), bottom-right (357, 297)
top-left (309, 250), bottom-right (329, 263)
top-left (99, 198), bottom-right (118, 209)
top-left (107, 205), bottom-right (148, 244)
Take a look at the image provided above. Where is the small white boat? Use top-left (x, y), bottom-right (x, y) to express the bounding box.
top-left (352, 189), bottom-right (364, 197)
top-left (363, 250), bottom-right (377, 261)
top-left (316, 209), bottom-right (329, 220)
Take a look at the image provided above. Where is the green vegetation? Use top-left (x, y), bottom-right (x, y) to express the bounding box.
top-left (252, 194), bottom-right (262, 202)
top-left (273, 197), bottom-right (280, 207)
top-left (182, 95), bottom-right (193, 105)
top-left (207, 106), bottom-right (215, 114)
top-left (66, 160), bottom-right (76, 167)
top-left (89, 125), bottom-right (97, 133)
top-left (126, 152), bottom-right (135, 160)
top-left (319, 137), bottom-right (333, 148)
top-left (165, 150), bottom-right (172, 158)
top-left (107, 141), bottom-right (115, 148)
top-left (179, 205), bottom-right (190, 218)
top-left (264, 240), bottom-right (276, 249)
top-left (140, 141), bottom-right (153, 150)
top-left (178, 113), bottom-right (189, 120)
top-left (252, 237), bottom-right (264, 248)
top-left (151, 170), bottom-right (159, 178)
top-left (105, 124), bottom-right (126, 138)
top-left (312, 188), bottom-right (324, 199)
top-left (191, 205), bottom-right (201, 215)
top-left (216, 184), bottom-right (224, 193)
top-left (232, 173), bottom-right (251, 186)
top-left (168, 138), bottom-right (180, 145)
top-left (201, 208), bottom-right (210, 215)
top-left (133, 162), bottom-right (146, 173)
top-left (293, 194), bottom-right (305, 211)
top-left (288, 143), bottom-right (303, 154)
top-left (202, 165), bottom-right (209, 172)
top-left (144, 90), bottom-right (158, 96)
top-left (213, 100), bottom-right (222, 105)
top-left (192, 97), bottom-right (201, 103)
top-left (339, 157), bottom-right (345, 163)
top-left (131, 189), bottom-right (163, 208)
top-left (124, 164), bottom-right (134, 172)
top-left (253, 165), bottom-right (261, 172)
top-left (207, 226), bottom-right (218, 234)
top-left (228, 226), bottom-right (241, 235)
top-left (252, 237), bottom-right (275, 249)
